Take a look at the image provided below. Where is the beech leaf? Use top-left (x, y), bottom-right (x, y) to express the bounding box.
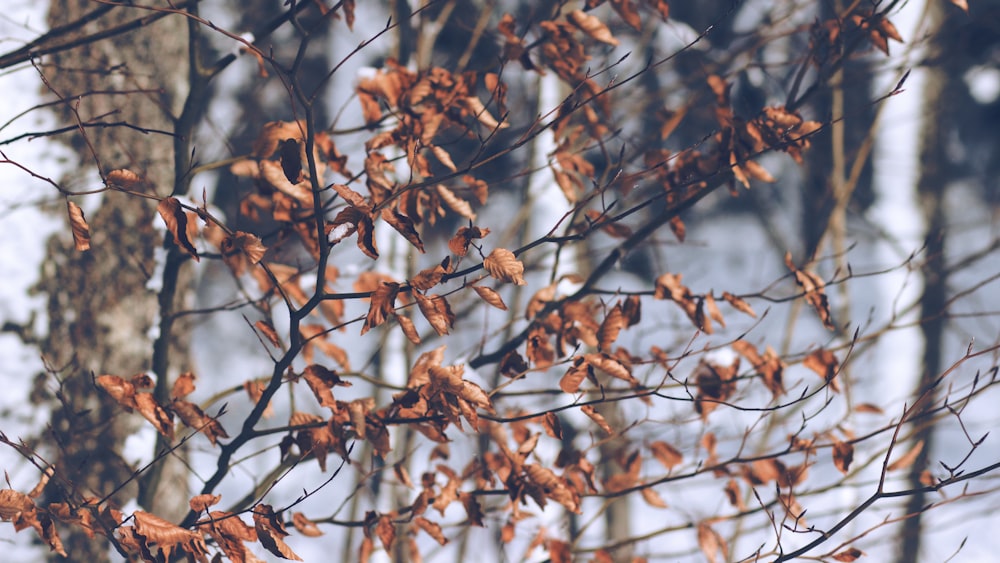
top-left (483, 248), bottom-right (526, 285)
top-left (66, 201), bottom-right (91, 251)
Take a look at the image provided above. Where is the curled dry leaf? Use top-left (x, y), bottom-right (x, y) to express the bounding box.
top-left (106, 168), bottom-right (144, 189)
top-left (157, 197), bottom-right (200, 261)
top-left (785, 252), bottom-right (834, 330)
top-left (414, 292), bottom-right (456, 336)
top-left (254, 504), bottom-right (302, 561)
top-left (292, 512), bottom-right (323, 537)
top-left (483, 248), bottom-right (526, 285)
top-left (472, 285), bottom-right (507, 310)
top-left (362, 281), bottom-right (400, 335)
top-left (833, 440), bottom-right (854, 474)
top-left (188, 494), bottom-right (221, 513)
top-left (436, 184), bottom-right (476, 220)
top-left (448, 225), bottom-right (489, 256)
top-left (832, 547), bottom-right (865, 562)
top-left (697, 522), bottom-right (728, 563)
top-left (255, 320), bottom-right (281, 347)
top-left (462, 96), bottom-right (507, 129)
top-left (650, 440), bottom-right (683, 470)
top-left (640, 486), bottom-right (668, 508)
top-left (170, 372), bottom-right (197, 400)
top-left (567, 10), bottom-right (619, 46)
top-left (66, 201), bottom-right (91, 251)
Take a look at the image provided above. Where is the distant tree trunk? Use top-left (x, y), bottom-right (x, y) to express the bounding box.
top-left (895, 3), bottom-right (949, 562)
top-left (36, 2), bottom-right (192, 559)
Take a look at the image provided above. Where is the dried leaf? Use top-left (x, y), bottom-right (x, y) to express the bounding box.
top-left (256, 320), bottom-right (281, 347)
top-left (414, 292), bottom-right (455, 336)
top-left (157, 197), bottom-right (200, 261)
top-left (106, 168), bottom-right (145, 189)
top-left (472, 286), bottom-right (508, 310)
top-left (888, 440), bottom-right (924, 472)
top-left (254, 505), bottom-right (302, 560)
top-left (436, 184), bottom-right (476, 220)
top-left (640, 486), bottom-right (668, 508)
top-left (134, 393), bottom-right (174, 440)
top-left (721, 291), bottom-right (756, 317)
top-left (66, 201), bottom-right (91, 251)
top-left (785, 252), bottom-right (834, 330)
top-left (448, 225), bottom-right (489, 256)
top-left (413, 516), bottom-right (448, 545)
top-left (483, 248), bottom-right (526, 285)
top-left (567, 10), bottom-right (619, 46)
top-left (560, 358), bottom-right (589, 394)
top-left (650, 441), bottom-right (683, 470)
top-left (189, 494), bottom-right (221, 513)
top-left (396, 314), bottom-right (421, 344)
top-left (833, 440), bottom-right (854, 474)
top-left (597, 303), bottom-right (625, 351)
top-left (362, 282), bottom-right (400, 335)
top-left (170, 372), bottom-right (197, 400)
top-left (697, 522), bottom-right (728, 563)
top-left (581, 405), bottom-right (613, 434)
top-left (292, 512), bottom-right (323, 537)
top-left (132, 510), bottom-right (207, 561)
top-left (832, 547), bottom-right (865, 562)
top-left (803, 348), bottom-right (840, 392)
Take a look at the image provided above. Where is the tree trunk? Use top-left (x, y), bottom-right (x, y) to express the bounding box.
top-left (37, 2), bottom-right (191, 559)
top-left (895, 3), bottom-right (949, 561)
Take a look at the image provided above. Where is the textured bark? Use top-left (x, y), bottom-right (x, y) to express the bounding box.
top-left (895, 4), bottom-right (949, 561)
top-left (37, 2), bottom-right (191, 560)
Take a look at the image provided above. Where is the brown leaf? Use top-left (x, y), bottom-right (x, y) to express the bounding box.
top-left (66, 201), bottom-right (91, 251)
top-left (721, 291), bottom-right (756, 318)
top-left (855, 403), bottom-right (884, 414)
top-left (436, 184), bottom-right (476, 220)
top-left (888, 440), bottom-right (924, 472)
top-left (292, 512), bottom-right (324, 537)
top-left (414, 292), bottom-right (455, 336)
top-left (463, 96), bottom-right (507, 130)
top-left (448, 225), bottom-right (489, 256)
top-left (170, 372), bottom-right (197, 400)
top-left (833, 440), bottom-right (854, 474)
top-left (483, 248), bottom-right (526, 285)
top-left (640, 486), bottom-right (668, 508)
top-left (254, 505), bottom-right (302, 560)
top-left (581, 405), bottom-right (613, 434)
top-left (597, 303), bottom-right (626, 351)
top-left (473, 285), bottom-right (508, 310)
top-left (704, 293), bottom-right (725, 329)
top-left (134, 393), bottom-right (174, 440)
top-left (157, 197), bottom-right (200, 261)
top-left (362, 281), bottom-right (400, 335)
top-left (106, 168), bottom-right (145, 189)
top-left (567, 10), bottom-right (619, 46)
top-left (669, 215), bottom-right (686, 242)
top-left (410, 262), bottom-right (449, 292)
top-left (803, 348), bottom-right (840, 392)
top-left (413, 516), bottom-right (448, 545)
top-left (256, 320), bottom-right (281, 347)
top-left (302, 364), bottom-right (349, 410)
top-left (172, 399), bottom-right (228, 445)
top-left (650, 441), bottom-right (683, 470)
top-left (97, 374), bottom-right (137, 410)
top-left (132, 510), bottom-right (207, 561)
top-left (224, 231), bottom-right (267, 265)
top-left (396, 314), bottom-right (421, 344)
top-left (832, 547), bottom-right (865, 562)
top-left (697, 522), bottom-right (728, 563)
top-left (189, 494), bottom-right (221, 513)
top-left (560, 358), bottom-right (590, 394)
top-left (949, 0), bottom-right (969, 12)
top-left (381, 208), bottom-right (425, 252)
top-left (785, 252), bottom-right (834, 330)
